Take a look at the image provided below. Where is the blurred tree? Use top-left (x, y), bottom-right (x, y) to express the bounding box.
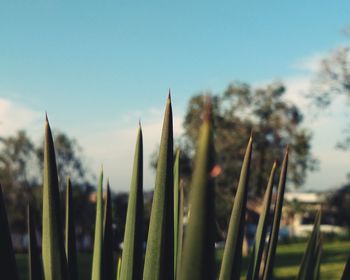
top-left (113, 192), bottom-right (129, 248)
top-left (150, 82), bottom-right (317, 237)
top-left (309, 45), bottom-right (350, 149)
top-left (179, 82), bottom-right (317, 197)
top-left (71, 182), bottom-right (96, 249)
top-left (0, 131), bottom-right (38, 233)
top-left (309, 47), bottom-right (350, 108)
top-left (328, 183), bottom-right (350, 227)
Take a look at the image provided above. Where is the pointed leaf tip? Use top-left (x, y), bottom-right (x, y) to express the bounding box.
top-left (218, 135), bottom-right (252, 280)
top-left (144, 86), bottom-right (174, 280)
top-left (262, 149), bottom-right (289, 280)
top-left (168, 89), bottom-right (171, 100)
top-left (92, 171), bottom-right (104, 279)
top-left (284, 147), bottom-right (289, 162)
top-left (42, 117), bottom-right (68, 279)
top-left (203, 96), bottom-right (212, 122)
top-left (45, 112), bottom-right (48, 122)
top-left (120, 125), bottom-right (144, 280)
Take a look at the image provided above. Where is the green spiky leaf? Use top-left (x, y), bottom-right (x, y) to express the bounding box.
top-left (143, 94), bottom-right (174, 280)
top-left (180, 101), bottom-right (215, 280)
top-left (176, 166), bottom-right (184, 279)
top-left (120, 126), bottom-right (144, 280)
top-left (246, 162), bottom-right (276, 280)
top-left (219, 136), bottom-right (252, 280)
top-left (262, 149), bottom-right (289, 280)
top-left (173, 149), bottom-right (180, 279)
top-left (313, 237), bottom-right (322, 280)
top-left (28, 204), bottom-right (43, 280)
top-left (91, 170), bottom-right (104, 280)
top-left (117, 257), bottom-right (122, 280)
top-left (103, 181), bottom-right (114, 280)
top-left (42, 117), bottom-right (68, 280)
top-left (296, 210), bottom-right (322, 280)
top-left (65, 178), bottom-right (78, 280)
top-left (0, 184), bottom-right (19, 280)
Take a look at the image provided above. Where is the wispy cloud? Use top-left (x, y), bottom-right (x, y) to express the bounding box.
top-left (0, 97), bottom-right (41, 136)
top-left (79, 106), bottom-right (184, 191)
top-left (283, 76), bottom-right (311, 110)
top-left (293, 52), bottom-right (325, 72)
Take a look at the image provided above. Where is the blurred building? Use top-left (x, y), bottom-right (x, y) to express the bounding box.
top-left (283, 192), bottom-right (348, 237)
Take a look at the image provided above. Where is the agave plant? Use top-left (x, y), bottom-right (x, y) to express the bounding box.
top-left (42, 116), bottom-right (68, 280)
top-left (143, 94), bottom-right (175, 280)
top-left (0, 95), bottom-right (349, 280)
top-left (65, 178), bottom-right (78, 280)
top-left (120, 125), bottom-right (144, 280)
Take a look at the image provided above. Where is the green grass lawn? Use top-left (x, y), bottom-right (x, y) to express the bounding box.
top-left (218, 240), bottom-right (350, 280)
top-left (273, 240), bottom-right (350, 280)
top-left (16, 240), bottom-right (349, 279)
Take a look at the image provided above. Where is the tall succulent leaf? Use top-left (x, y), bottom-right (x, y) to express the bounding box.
top-left (0, 184), bottom-right (19, 280)
top-left (143, 94), bottom-right (174, 280)
top-left (180, 101), bottom-right (215, 280)
top-left (65, 178), bottom-right (78, 280)
top-left (173, 149), bottom-right (180, 278)
top-left (313, 237), bottom-right (322, 280)
top-left (91, 170), bottom-right (104, 280)
top-left (219, 136), bottom-right (253, 280)
top-left (176, 176), bottom-right (184, 279)
top-left (42, 117), bottom-right (68, 280)
top-left (120, 126), bottom-right (144, 280)
top-left (262, 149), bottom-right (288, 280)
top-left (28, 204), bottom-right (43, 280)
top-left (296, 210), bottom-right (321, 280)
top-left (103, 181), bottom-right (114, 280)
top-left (341, 254), bottom-right (350, 280)
top-left (246, 162), bottom-right (276, 280)
top-left (116, 257), bottom-right (122, 280)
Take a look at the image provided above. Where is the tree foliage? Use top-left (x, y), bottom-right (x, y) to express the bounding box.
top-left (0, 130), bottom-right (38, 189)
top-left (309, 46), bottom-right (350, 149)
top-left (328, 183), bottom-right (350, 227)
top-left (181, 82), bottom-right (316, 196)
top-left (310, 47), bottom-right (350, 106)
top-left (0, 131), bottom-right (38, 232)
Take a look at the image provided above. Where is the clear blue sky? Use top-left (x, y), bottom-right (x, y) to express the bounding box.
top-left (0, 1), bottom-right (349, 191)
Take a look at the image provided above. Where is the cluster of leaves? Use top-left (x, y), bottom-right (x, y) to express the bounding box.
top-left (0, 96), bottom-right (349, 280)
